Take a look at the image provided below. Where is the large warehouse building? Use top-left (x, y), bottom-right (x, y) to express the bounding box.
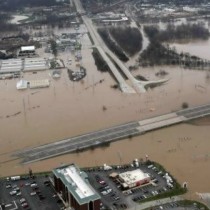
top-left (52, 164), bottom-right (101, 210)
top-left (118, 169), bottom-right (150, 189)
top-left (0, 58), bottom-right (49, 74)
top-left (0, 59), bottom-right (22, 74)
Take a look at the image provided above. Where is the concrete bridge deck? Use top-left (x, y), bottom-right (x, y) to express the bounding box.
top-left (13, 103), bottom-right (210, 164)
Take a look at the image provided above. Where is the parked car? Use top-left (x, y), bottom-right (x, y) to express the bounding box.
top-left (9, 190), bottom-right (17, 195)
top-left (6, 184), bottom-right (12, 189)
top-left (20, 198), bottom-right (26, 204)
top-left (21, 202), bottom-right (29, 208)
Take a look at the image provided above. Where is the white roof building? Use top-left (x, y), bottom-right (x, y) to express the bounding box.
top-left (53, 164), bottom-right (101, 206)
top-left (16, 79), bottom-right (28, 90)
top-left (21, 46), bottom-right (35, 51)
top-left (119, 169), bottom-right (150, 188)
top-left (29, 79), bottom-right (50, 89)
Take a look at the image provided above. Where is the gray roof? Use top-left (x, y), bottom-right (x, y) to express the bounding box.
top-left (53, 164), bottom-right (100, 205)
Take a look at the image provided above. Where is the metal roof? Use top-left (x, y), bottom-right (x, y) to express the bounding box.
top-left (21, 46), bottom-right (35, 51)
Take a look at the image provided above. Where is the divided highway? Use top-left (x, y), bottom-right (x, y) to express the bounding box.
top-left (73, 0), bottom-right (135, 93)
top-left (73, 0), bottom-right (169, 93)
top-left (14, 103), bottom-right (210, 164)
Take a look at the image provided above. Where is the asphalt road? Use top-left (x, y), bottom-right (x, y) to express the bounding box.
top-left (15, 122), bottom-right (140, 164)
top-left (74, 0), bottom-right (135, 93)
top-left (13, 103), bottom-right (210, 164)
top-left (177, 103), bottom-right (210, 119)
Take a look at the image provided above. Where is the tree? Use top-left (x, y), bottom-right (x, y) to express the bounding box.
top-left (182, 102), bottom-right (189, 109)
top-left (29, 168), bottom-right (33, 177)
top-left (50, 39), bottom-right (58, 57)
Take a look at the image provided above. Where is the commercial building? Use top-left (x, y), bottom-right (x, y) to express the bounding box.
top-left (18, 46), bottom-right (36, 57)
top-left (16, 79), bottom-right (50, 90)
top-left (24, 58), bottom-right (49, 72)
top-left (0, 58), bottom-right (49, 75)
top-left (52, 164), bottom-right (101, 210)
top-left (29, 79), bottom-right (50, 89)
top-left (118, 169), bottom-right (150, 189)
top-left (0, 59), bottom-right (22, 74)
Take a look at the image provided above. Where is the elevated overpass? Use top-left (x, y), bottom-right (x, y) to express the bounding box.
top-left (74, 0), bottom-right (169, 93)
top-left (14, 103), bottom-right (210, 164)
top-left (74, 0), bottom-right (135, 93)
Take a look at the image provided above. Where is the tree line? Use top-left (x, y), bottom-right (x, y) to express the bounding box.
top-left (0, 0), bottom-right (65, 11)
top-left (0, 14), bottom-right (18, 32)
top-left (109, 26), bottom-right (142, 56)
top-left (139, 24), bottom-right (210, 69)
top-left (98, 28), bottom-right (129, 62)
top-left (98, 26), bottom-right (143, 61)
top-left (144, 23), bottom-right (210, 42)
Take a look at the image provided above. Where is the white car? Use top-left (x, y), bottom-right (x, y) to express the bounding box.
top-left (9, 190), bottom-right (17, 195)
top-left (30, 183), bottom-right (38, 188)
top-left (106, 189), bottom-right (112, 194)
top-left (30, 192), bottom-right (36, 196)
top-left (20, 198), bottom-right (26, 204)
top-left (6, 184), bottom-right (11, 189)
top-left (101, 191), bottom-right (108, 196)
top-left (17, 192), bottom-right (22, 196)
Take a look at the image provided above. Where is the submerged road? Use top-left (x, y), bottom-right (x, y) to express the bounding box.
top-left (14, 103), bottom-right (210, 164)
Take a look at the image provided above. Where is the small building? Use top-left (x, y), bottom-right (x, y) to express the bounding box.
top-left (23, 58), bottom-right (49, 72)
top-left (118, 169), bottom-right (150, 189)
top-left (18, 46), bottom-right (36, 57)
top-left (53, 164), bottom-right (101, 210)
top-left (29, 79), bottom-right (50, 89)
top-left (16, 79), bottom-right (28, 90)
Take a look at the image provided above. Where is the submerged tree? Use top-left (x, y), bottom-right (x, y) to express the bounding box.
top-left (49, 39), bottom-right (57, 57)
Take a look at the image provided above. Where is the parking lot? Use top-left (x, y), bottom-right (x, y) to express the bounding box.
top-left (0, 175), bottom-right (65, 210)
top-left (84, 161), bottom-right (177, 210)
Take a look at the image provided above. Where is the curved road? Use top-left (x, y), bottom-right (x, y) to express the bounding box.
top-left (74, 0), bottom-right (169, 93)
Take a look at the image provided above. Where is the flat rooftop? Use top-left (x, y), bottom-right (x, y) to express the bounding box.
top-left (0, 58), bottom-right (49, 74)
top-left (53, 164), bottom-right (100, 205)
top-left (0, 59), bottom-right (22, 73)
top-left (29, 79), bottom-right (50, 89)
top-left (21, 46), bottom-right (35, 51)
top-left (119, 169), bottom-right (150, 185)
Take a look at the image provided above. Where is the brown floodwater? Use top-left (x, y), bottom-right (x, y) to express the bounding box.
top-left (0, 30), bottom-right (210, 202)
top-left (171, 38), bottom-right (210, 60)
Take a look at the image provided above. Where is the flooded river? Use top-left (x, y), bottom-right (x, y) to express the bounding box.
top-left (171, 38), bottom-right (210, 60)
top-left (0, 25), bottom-right (210, 201)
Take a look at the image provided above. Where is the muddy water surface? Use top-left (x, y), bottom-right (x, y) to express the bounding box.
top-left (0, 27), bottom-right (210, 201)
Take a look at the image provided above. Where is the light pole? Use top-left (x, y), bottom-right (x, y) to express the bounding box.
top-left (117, 151), bottom-right (123, 165)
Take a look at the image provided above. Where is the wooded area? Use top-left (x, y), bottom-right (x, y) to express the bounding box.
top-left (109, 27), bottom-right (142, 56)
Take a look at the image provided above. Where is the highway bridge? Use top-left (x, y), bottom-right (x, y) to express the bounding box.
top-left (73, 0), bottom-right (169, 93)
top-left (73, 0), bottom-right (135, 93)
top-left (14, 103), bottom-right (210, 164)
